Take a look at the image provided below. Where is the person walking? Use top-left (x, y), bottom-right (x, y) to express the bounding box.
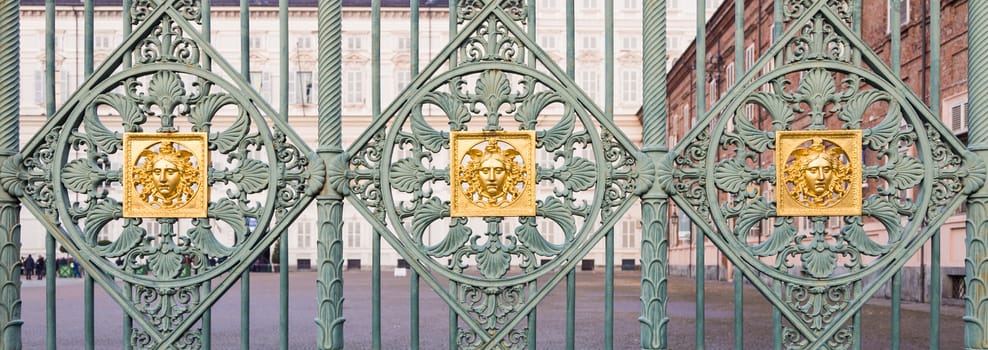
top-left (23, 255), bottom-right (34, 280)
top-left (35, 257), bottom-right (45, 280)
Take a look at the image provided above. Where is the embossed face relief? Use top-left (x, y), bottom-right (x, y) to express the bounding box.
top-left (776, 131), bottom-right (862, 216)
top-left (450, 131), bottom-right (536, 217)
top-left (136, 141), bottom-right (199, 209)
top-left (785, 139), bottom-right (850, 207)
top-left (463, 140), bottom-right (523, 207)
top-left (124, 133), bottom-right (209, 218)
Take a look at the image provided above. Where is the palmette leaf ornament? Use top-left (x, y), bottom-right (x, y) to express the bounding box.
top-left (515, 217), bottom-right (562, 256)
top-left (188, 223), bottom-right (234, 257)
top-left (882, 156), bottom-right (923, 190)
top-left (188, 93), bottom-right (235, 131)
top-left (207, 199), bottom-right (248, 235)
top-left (751, 217), bottom-right (796, 257)
top-left (538, 197), bottom-right (575, 236)
top-left (862, 196), bottom-right (902, 242)
top-left (62, 159), bottom-right (102, 193)
top-left (476, 245), bottom-right (512, 279)
top-left (539, 108), bottom-right (575, 152)
top-left (232, 158), bottom-right (269, 194)
top-left (424, 91), bottom-right (472, 131)
top-left (516, 91), bottom-right (562, 131)
top-left (862, 108), bottom-right (904, 150)
top-left (84, 199), bottom-right (121, 243)
top-left (95, 92), bottom-right (146, 133)
top-left (733, 105), bottom-right (775, 152)
top-left (714, 158), bottom-right (757, 193)
top-left (839, 89), bottom-right (887, 129)
top-left (83, 111), bottom-right (123, 152)
top-left (559, 156), bottom-right (596, 192)
top-left (390, 158), bottom-right (428, 193)
top-left (96, 224), bottom-right (145, 258)
top-left (747, 91), bottom-right (794, 131)
top-left (428, 220), bottom-right (472, 258)
top-left (839, 216), bottom-right (888, 256)
top-left (734, 198), bottom-right (773, 238)
top-left (410, 112), bottom-right (448, 153)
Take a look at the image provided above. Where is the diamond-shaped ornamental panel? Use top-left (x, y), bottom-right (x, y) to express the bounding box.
top-left (661, 1), bottom-right (984, 348)
top-left (1, 0), bottom-right (319, 347)
top-left (340, 1), bottom-right (647, 348)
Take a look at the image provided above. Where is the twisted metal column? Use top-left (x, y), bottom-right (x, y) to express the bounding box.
top-left (639, 1), bottom-right (668, 349)
top-left (315, 0), bottom-right (345, 349)
top-left (0, 0), bottom-right (20, 348)
top-left (967, 1), bottom-right (988, 348)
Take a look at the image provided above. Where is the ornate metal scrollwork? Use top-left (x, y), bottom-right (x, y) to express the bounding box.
top-left (1, 1), bottom-right (320, 347)
top-left (666, 1), bottom-right (982, 346)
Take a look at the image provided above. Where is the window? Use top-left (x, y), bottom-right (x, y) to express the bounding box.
top-left (61, 70), bottom-right (73, 106)
top-left (769, 24), bottom-right (778, 44)
top-left (578, 70), bottom-right (599, 100)
top-left (677, 209), bottom-right (691, 241)
top-left (725, 62), bottom-right (735, 88)
top-left (34, 71), bottom-right (45, 105)
top-left (621, 35), bottom-right (641, 51)
top-left (944, 96), bottom-right (969, 134)
top-left (249, 34), bottom-right (264, 50)
top-left (582, 0), bottom-right (598, 10)
top-left (395, 70), bottom-right (412, 93)
top-left (621, 70), bottom-right (640, 104)
top-left (887, 0), bottom-right (910, 32)
top-left (582, 36), bottom-right (599, 50)
top-left (249, 71), bottom-right (273, 103)
top-left (539, 0), bottom-right (557, 10)
top-left (94, 35), bottom-right (113, 50)
top-left (745, 44), bottom-right (756, 71)
top-left (761, 59), bottom-right (776, 93)
top-left (346, 35), bottom-right (365, 50)
top-left (297, 220), bottom-right (312, 249)
top-left (397, 36), bottom-right (411, 51)
top-left (296, 36), bottom-right (314, 49)
top-left (346, 221), bottom-right (361, 248)
top-left (620, 219), bottom-right (638, 249)
top-left (292, 71), bottom-right (314, 104)
top-left (344, 70), bottom-right (365, 105)
top-left (539, 35), bottom-right (558, 51)
top-left (682, 105), bottom-right (691, 130)
top-left (622, 0), bottom-right (637, 10)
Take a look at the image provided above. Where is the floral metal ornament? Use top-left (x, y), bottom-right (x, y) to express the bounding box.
top-left (451, 131), bottom-right (535, 217)
top-left (123, 133), bottom-right (208, 217)
top-left (776, 131), bottom-right (861, 216)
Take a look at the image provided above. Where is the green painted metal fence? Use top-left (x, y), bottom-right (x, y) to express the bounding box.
top-left (0, 0), bottom-right (986, 349)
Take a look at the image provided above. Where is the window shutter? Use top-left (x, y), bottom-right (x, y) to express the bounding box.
top-left (952, 104), bottom-right (964, 131)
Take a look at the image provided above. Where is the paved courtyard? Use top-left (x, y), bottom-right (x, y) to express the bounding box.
top-left (20, 270), bottom-right (963, 349)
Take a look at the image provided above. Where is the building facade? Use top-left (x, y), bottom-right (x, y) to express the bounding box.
top-left (666, 0), bottom-right (970, 302)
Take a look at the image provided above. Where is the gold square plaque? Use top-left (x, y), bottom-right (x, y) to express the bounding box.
top-left (123, 133), bottom-right (209, 218)
top-left (776, 130), bottom-right (862, 216)
top-left (450, 131), bottom-right (536, 217)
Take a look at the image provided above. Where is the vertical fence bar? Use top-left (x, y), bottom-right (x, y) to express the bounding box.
top-left (278, 0), bottom-right (290, 348)
top-left (0, 0), bottom-right (20, 347)
top-left (121, 0), bottom-right (133, 347)
top-left (695, 0), bottom-right (706, 348)
top-left (603, 1), bottom-right (615, 349)
top-left (966, 0), bottom-right (988, 348)
top-left (565, 1), bottom-right (576, 348)
top-left (851, 2), bottom-right (862, 347)
top-left (929, 0), bottom-right (942, 347)
top-left (771, 1), bottom-right (783, 346)
top-left (640, 0), bottom-right (668, 348)
top-left (526, 2), bottom-right (538, 348)
top-left (371, 1), bottom-right (382, 349)
top-left (240, 0), bottom-right (251, 347)
top-left (82, 1), bottom-right (95, 349)
top-left (44, 1), bottom-right (57, 348)
top-left (889, 1), bottom-right (902, 348)
top-left (200, 1), bottom-right (212, 347)
top-left (733, 0), bottom-right (745, 348)
top-left (315, 0), bottom-right (345, 347)
top-left (447, 2), bottom-right (460, 347)
top-left (409, 1), bottom-right (421, 349)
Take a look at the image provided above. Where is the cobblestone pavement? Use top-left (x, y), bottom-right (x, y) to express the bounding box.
top-left (19, 270), bottom-right (963, 349)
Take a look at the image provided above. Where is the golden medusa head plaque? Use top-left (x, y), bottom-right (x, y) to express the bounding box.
top-left (123, 133), bottom-right (209, 218)
top-left (776, 130), bottom-right (862, 216)
top-left (450, 131), bottom-right (536, 217)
